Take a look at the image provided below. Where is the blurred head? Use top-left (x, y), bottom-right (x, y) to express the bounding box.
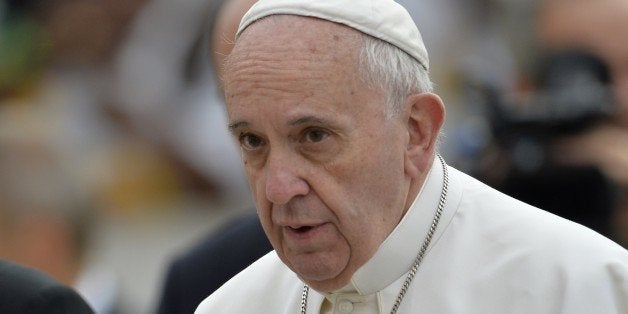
top-left (537, 0), bottom-right (628, 126)
top-left (41, 0), bottom-right (148, 66)
top-left (210, 0), bottom-right (259, 81)
top-left (223, 13), bottom-right (443, 291)
top-left (0, 140), bottom-right (93, 285)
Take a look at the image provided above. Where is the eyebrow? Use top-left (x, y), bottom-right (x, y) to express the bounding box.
top-left (288, 115), bottom-right (333, 127)
top-left (228, 120), bottom-right (249, 133)
top-left (228, 115), bottom-right (337, 134)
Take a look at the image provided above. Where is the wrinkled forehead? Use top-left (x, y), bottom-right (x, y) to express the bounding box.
top-left (222, 16), bottom-right (385, 120)
top-left (224, 16), bottom-right (362, 81)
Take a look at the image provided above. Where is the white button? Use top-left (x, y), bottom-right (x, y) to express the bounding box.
top-left (337, 300), bottom-right (354, 313)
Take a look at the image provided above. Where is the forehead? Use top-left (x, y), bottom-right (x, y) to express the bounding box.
top-left (223, 16), bottom-right (379, 122)
top-left (224, 15), bottom-right (361, 83)
top-left (539, 1), bottom-right (628, 60)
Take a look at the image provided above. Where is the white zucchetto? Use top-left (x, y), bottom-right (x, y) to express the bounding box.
top-left (236, 0), bottom-right (429, 70)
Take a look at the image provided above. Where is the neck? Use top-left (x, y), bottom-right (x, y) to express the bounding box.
top-left (402, 156), bottom-right (435, 217)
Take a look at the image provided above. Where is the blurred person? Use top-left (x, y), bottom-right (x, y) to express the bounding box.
top-left (1, 2), bottom-right (164, 311)
top-left (3, 0), bottom-right (231, 312)
top-left (0, 134), bottom-right (119, 313)
top-left (196, 0), bottom-right (628, 313)
top-left (0, 0), bottom-right (178, 216)
top-left (0, 110), bottom-right (126, 314)
top-left (473, 0), bottom-right (628, 247)
top-left (536, 0), bottom-right (628, 247)
top-left (110, 0), bottom-right (251, 207)
top-left (0, 259), bottom-right (94, 314)
top-left (157, 1), bottom-right (272, 313)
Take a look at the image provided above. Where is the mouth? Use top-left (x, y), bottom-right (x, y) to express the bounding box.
top-left (285, 223), bottom-right (327, 238)
top-left (282, 223), bottom-right (335, 249)
top-left (289, 225), bottom-right (314, 234)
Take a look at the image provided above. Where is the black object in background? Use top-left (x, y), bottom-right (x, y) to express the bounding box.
top-left (0, 259), bottom-right (95, 314)
top-left (478, 50), bottom-right (618, 238)
top-left (499, 166), bottom-right (617, 237)
top-left (157, 212), bottom-right (272, 314)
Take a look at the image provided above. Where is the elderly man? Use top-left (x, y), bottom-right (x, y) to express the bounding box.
top-left (196, 0), bottom-right (628, 313)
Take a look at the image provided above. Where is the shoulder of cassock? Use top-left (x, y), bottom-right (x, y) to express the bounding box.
top-left (433, 168), bottom-right (628, 313)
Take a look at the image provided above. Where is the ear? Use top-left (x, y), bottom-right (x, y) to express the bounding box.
top-left (403, 93), bottom-right (445, 179)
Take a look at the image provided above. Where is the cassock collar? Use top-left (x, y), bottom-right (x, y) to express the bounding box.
top-left (343, 157), bottom-right (448, 295)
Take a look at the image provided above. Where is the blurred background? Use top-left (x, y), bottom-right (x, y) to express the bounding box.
top-left (1, 0), bottom-right (626, 312)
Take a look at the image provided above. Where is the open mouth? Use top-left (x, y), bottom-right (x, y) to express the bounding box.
top-left (291, 226), bottom-right (314, 233)
top-left (284, 223), bottom-right (328, 241)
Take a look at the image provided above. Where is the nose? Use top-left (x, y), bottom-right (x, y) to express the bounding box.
top-left (264, 150), bottom-right (310, 205)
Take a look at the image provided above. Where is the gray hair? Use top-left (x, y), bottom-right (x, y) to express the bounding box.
top-left (358, 34), bottom-right (434, 118)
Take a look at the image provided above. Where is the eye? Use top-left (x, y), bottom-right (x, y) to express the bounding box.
top-left (302, 128), bottom-right (329, 143)
top-left (239, 133), bottom-right (265, 150)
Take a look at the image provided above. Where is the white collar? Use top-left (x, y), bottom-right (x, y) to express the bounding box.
top-left (310, 158), bottom-right (463, 312)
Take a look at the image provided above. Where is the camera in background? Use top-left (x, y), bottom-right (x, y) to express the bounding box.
top-left (472, 50), bottom-right (619, 238)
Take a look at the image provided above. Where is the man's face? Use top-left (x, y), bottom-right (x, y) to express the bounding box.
top-left (224, 16), bottom-right (413, 291)
top-left (538, 0), bottom-right (628, 126)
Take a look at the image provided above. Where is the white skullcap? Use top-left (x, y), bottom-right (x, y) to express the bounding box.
top-left (237, 0), bottom-right (429, 70)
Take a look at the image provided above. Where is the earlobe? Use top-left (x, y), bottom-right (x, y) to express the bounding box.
top-left (404, 93), bottom-right (445, 178)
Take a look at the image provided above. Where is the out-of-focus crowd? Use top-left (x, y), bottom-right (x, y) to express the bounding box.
top-left (1, 0), bottom-right (627, 312)
top-left (1, 0), bottom-right (250, 312)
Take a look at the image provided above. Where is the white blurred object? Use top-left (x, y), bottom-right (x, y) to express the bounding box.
top-left (111, 0), bottom-right (250, 206)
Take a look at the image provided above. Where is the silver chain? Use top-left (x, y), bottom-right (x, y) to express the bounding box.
top-left (300, 154), bottom-right (449, 314)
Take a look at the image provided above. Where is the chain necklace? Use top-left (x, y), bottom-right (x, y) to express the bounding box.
top-left (300, 154), bottom-right (449, 314)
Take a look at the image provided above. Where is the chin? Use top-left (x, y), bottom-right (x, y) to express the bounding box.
top-left (295, 264), bottom-right (354, 292)
top-left (304, 275), bottom-right (353, 292)
top-left (280, 244), bottom-right (354, 291)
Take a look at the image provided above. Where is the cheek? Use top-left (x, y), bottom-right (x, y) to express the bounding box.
top-left (245, 169), bottom-right (273, 230)
top-left (246, 168), bottom-right (287, 250)
top-left (354, 147), bottom-right (407, 223)
top-left (255, 202), bottom-right (281, 252)
top-left (330, 144), bottom-right (406, 236)
top-left (344, 142), bottom-right (405, 204)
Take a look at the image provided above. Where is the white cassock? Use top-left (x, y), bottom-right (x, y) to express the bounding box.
top-left (196, 159), bottom-right (628, 313)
